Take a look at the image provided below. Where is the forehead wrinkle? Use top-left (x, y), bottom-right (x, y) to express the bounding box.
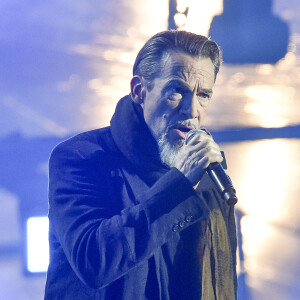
top-left (171, 68), bottom-right (213, 92)
top-left (161, 51), bottom-right (211, 77)
top-left (163, 63), bottom-right (214, 83)
top-left (159, 52), bottom-right (215, 92)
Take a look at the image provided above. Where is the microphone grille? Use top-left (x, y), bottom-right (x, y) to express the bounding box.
top-left (185, 128), bottom-right (210, 144)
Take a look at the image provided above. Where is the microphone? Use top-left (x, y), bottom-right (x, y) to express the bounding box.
top-left (185, 129), bottom-right (238, 206)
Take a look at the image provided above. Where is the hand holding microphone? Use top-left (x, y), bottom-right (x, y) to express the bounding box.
top-left (174, 128), bottom-right (237, 205)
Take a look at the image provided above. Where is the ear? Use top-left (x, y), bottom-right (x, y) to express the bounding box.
top-left (130, 75), bottom-right (146, 105)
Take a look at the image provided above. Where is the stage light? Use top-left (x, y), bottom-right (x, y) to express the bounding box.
top-left (168, 0), bottom-right (223, 36)
top-left (174, 13), bottom-right (187, 28)
top-left (26, 216), bottom-right (49, 273)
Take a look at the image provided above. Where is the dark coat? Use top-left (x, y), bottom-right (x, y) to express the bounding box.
top-left (44, 96), bottom-right (237, 300)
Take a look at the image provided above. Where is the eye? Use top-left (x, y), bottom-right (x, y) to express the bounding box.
top-left (198, 92), bottom-right (210, 99)
top-left (197, 92), bottom-right (211, 105)
top-left (168, 87), bottom-right (184, 101)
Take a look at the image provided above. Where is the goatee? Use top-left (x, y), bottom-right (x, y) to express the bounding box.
top-left (157, 130), bottom-right (184, 168)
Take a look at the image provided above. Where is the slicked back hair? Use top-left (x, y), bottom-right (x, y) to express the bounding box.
top-left (133, 30), bottom-right (222, 88)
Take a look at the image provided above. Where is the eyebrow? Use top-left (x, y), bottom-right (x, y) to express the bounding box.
top-left (163, 79), bottom-right (213, 95)
top-left (198, 88), bottom-right (213, 95)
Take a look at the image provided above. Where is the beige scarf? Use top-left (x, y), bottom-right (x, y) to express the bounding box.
top-left (201, 205), bottom-right (236, 300)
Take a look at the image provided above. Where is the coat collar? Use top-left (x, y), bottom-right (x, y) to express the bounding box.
top-left (110, 95), bottom-right (169, 185)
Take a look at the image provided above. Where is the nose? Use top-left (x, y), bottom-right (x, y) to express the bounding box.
top-left (179, 93), bottom-right (199, 119)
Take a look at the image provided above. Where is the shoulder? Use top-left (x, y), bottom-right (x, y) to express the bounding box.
top-left (50, 127), bottom-right (115, 165)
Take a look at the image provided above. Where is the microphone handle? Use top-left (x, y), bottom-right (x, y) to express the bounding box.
top-left (208, 163), bottom-right (238, 206)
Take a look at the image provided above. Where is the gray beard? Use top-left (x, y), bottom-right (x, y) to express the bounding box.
top-left (156, 120), bottom-right (198, 168)
top-left (157, 131), bottom-right (184, 168)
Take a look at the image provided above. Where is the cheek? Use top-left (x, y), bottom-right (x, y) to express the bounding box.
top-left (160, 98), bottom-right (181, 118)
top-left (199, 106), bottom-right (209, 121)
top-left (143, 95), bottom-right (180, 135)
top-left (150, 98), bottom-right (174, 120)
top-left (143, 103), bottom-right (168, 136)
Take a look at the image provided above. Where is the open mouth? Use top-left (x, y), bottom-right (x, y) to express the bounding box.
top-left (171, 125), bottom-right (194, 139)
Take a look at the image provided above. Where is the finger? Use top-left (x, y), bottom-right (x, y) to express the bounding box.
top-left (185, 139), bottom-right (221, 156)
top-left (186, 131), bottom-right (213, 145)
top-left (206, 151), bottom-right (223, 164)
top-left (194, 151), bottom-right (223, 170)
top-left (186, 146), bottom-right (223, 169)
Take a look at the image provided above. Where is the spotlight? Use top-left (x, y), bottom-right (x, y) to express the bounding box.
top-left (26, 216), bottom-right (49, 273)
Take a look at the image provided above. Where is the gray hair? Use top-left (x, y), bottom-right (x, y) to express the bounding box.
top-left (133, 30), bottom-right (222, 85)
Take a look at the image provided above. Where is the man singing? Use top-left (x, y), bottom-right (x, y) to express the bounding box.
top-left (44, 30), bottom-right (237, 300)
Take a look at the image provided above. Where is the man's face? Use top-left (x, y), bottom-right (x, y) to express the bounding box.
top-left (141, 51), bottom-right (215, 147)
